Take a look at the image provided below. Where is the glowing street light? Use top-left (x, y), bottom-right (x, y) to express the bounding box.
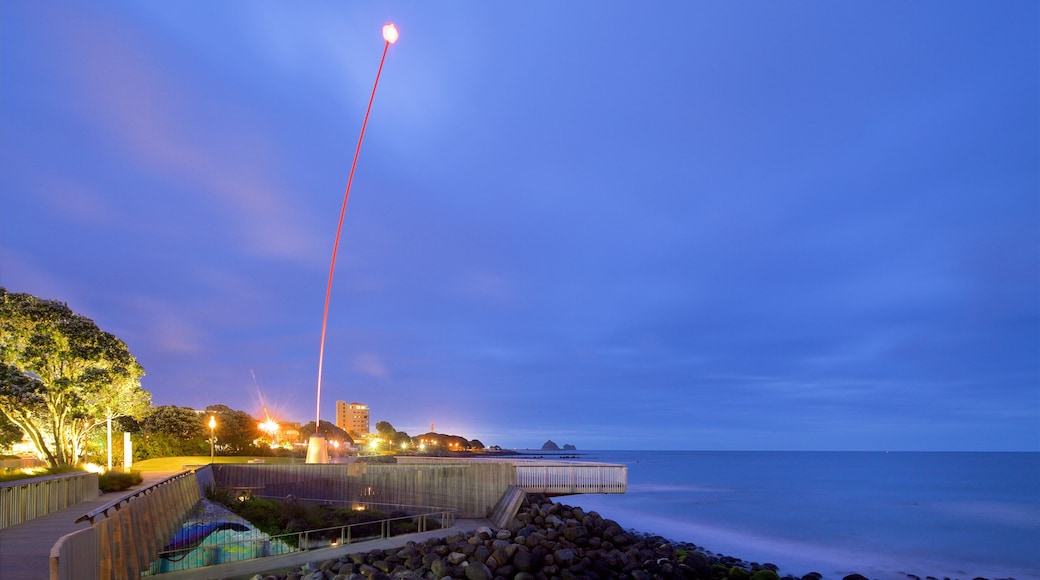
top-left (310, 22), bottom-right (399, 464)
top-left (209, 416), bottom-right (217, 463)
top-left (259, 418), bottom-right (279, 442)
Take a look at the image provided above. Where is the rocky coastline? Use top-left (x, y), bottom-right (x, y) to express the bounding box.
top-left (248, 494), bottom-right (1013, 580)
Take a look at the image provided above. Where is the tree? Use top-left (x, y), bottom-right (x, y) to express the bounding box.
top-left (393, 430), bottom-right (412, 447)
top-left (300, 420), bottom-right (353, 445)
top-left (0, 411), bottom-right (23, 451)
top-left (205, 405), bottom-right (260, 456)
top-left (0, 288), bottom-right (148, 467)
top-left (80, 367), bottom-right (151, 469)
top-left (136, 405), bottom-right (207, 459)
top-left (143, 405), bottom-right (205, 440)
top-left (375, 421), bottom-right (396, 442)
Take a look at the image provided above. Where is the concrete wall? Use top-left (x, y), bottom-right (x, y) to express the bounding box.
top-left (214, 462), bottom-right (517, 518)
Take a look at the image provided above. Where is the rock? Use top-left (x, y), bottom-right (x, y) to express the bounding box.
top-left (486, 547), bottom-right (510, 569)
top-left (541, 440), bottom-right (561, 451)
top-left (429, 557), bottom-right (451, 577)
top-left (463, 561), bottom-right (492, 580)
top-left (554, 548), bottom-right (577, 567)
top-left (473, 544), bottom-right (491, 563)
top-left (843, 575), bottom-right (870, 580)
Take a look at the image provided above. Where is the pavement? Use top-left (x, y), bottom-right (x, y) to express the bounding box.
top-left (0, 470), bottom-right (490, 580)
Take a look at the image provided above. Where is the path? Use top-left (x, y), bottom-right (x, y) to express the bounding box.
top-left (0, 470), bottom-right (176, 580)
top-left (0, 471), bottom-right (491, 580)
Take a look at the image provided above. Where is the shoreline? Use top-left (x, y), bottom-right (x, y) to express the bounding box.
top-left (246, 493), bottom-right (1023, 580)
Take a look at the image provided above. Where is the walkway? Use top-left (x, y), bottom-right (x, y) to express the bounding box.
top-left (0, 471), bottom-right (491, 580)
top-left (0, 471), bottom-right (176, 580)
top-left (157, 518), bottom-right (492, 580)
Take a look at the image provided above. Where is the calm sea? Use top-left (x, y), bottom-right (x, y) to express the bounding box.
top-left (536, 451), bottom-right (1039, 580)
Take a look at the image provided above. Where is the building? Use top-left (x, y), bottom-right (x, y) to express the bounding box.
top-left (335, 401), bottom-right (369, 436)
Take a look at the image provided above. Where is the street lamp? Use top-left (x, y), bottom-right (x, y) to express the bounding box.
top-left (209, 415), bottom-right (217, 463)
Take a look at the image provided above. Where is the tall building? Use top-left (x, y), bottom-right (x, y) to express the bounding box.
top-left (335, 401), bottom-right (369, 436)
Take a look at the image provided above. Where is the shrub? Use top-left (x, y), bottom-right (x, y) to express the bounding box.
top-left (0, 465), bottom-right (88, 483)
top-left (204, 484), bottom-right (239, 507)
top-left (98, 470), bottom-right (142, 492)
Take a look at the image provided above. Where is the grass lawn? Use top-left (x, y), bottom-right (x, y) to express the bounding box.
top-left (132, 455), bottom-right (302, 471)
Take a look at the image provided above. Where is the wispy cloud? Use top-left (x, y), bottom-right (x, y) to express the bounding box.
top-left (49, 8), bottom-right (324, 266)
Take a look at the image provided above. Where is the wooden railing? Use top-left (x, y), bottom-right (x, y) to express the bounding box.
top-left (0, 471), bottom-right (98, 529)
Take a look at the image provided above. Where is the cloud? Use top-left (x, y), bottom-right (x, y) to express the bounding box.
top-left (47, 8), bottom-right (324, 266)
top-left (125, 296), bottom-right (207, 354)
top-left (352, 352), bottom-right (389, 379)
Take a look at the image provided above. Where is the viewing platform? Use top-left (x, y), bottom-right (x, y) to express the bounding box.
top-left (394, 456), bottom-right (628, 495)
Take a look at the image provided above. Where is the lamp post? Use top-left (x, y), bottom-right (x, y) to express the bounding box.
top-left (309, 22), bottom-right (399, 464)
top-left (209, 415), bottom-right (216, 463)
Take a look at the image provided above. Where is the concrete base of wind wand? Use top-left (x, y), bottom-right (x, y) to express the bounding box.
top-left (306, 435), bottom-right (330, 464)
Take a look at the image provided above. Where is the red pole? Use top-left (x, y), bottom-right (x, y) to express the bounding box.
top-left (315, 28), bottom-right (396, 429)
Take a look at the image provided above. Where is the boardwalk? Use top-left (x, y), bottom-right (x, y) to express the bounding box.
top-left (0, 470), bottom-right (490, 580)
top-left (0, 471), bottom-right (176, 580)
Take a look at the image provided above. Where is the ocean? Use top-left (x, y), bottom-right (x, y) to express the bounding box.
top-left (534, 451), bottom-right (1039, 580)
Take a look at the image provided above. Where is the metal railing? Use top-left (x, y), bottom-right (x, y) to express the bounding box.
top-left (515, 463), bottom-right (627, 494)
top-left (146, 497), bottom-right (454, 575)
top-left (394, 456), bottom-right (628, 495)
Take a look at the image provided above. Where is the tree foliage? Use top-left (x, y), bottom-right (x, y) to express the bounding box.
top-left (144, 405), bottom-right (205, 440)
top-left (0, 412), bottom-right (23, 451)
top-left (375, 421), bottom-right (395, 441)
top-left (0, 288), bottom-right (149, 467)
top-left (205, 404), bottom-right (259, 456)
top-left (300, 420), bottom-right (353, 445)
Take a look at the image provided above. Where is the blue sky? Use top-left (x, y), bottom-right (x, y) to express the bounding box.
top-left (2, 2), bottom-right (1037, 451)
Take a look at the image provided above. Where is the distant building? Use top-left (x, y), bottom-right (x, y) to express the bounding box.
top-left (335, 401), bottom-right (369, 436)
top-left (281, 422), bottom-right (303, 444)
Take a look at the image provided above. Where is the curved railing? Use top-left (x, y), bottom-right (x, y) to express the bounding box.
top-left (53, 469), bottom-right (202, 580)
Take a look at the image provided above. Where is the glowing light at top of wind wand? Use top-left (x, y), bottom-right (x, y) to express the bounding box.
top-left (383, 23), bottom-right (399, 44)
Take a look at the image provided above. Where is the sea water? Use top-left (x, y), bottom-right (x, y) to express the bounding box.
top-left (550, 451), bottom-right (1040, 580)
